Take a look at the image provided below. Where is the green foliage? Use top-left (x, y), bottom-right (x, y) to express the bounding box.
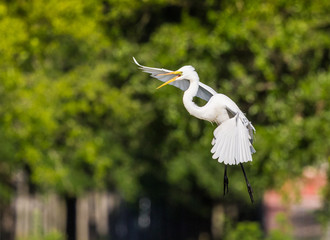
top-left (266, 213), bottom-right (293, 240)
top-left (18, 210), bottom-right (65, 240)
top-left (224, 221), bottom-right (263, 240)
top-left (0, 0), bottom-right (329, 225)
top-left (224, 218), bottom-right (293, 240)
top-left (20, 231), bottom-right (64, 240)
top-left (267, 230), bottom-right (293, 240)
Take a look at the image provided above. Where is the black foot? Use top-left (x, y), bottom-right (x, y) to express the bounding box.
top-left (224, 165), bottom-right (229, 196)
top-left (246, 182), bottom-right (254, 204)
top-left (240, 163), bottom-right (254, 204)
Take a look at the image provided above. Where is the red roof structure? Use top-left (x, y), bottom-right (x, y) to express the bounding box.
top-left (263, 166), bottom-right (327, 239)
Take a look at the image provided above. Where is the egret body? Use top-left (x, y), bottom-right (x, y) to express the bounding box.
top-left (134, 58), bottom-right (256, 203)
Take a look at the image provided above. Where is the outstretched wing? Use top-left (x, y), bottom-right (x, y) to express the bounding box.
top-left (133, 57), bottom-right (216, 102)
top-left (197, 81), bottom-right (217, 102)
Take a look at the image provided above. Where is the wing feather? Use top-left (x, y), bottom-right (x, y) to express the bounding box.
top-left (238, 123), bottom-right (245, 162)
top-left (212, 115), bottom-right (254, 165)
top-left (214, 93), bottom-right (256, 143)
top-left (133, 57), bottom-right (216, 102)
top-left (197, 82), bottom-right (217, 101)
top-left (216, 131), bottom-right (227, 163)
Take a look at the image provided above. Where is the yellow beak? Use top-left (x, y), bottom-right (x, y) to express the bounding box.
top-left (156, 71), bottom-right (182, 89)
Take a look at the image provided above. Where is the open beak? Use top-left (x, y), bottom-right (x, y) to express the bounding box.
top-left (156, 71), bottom-right (182, 89)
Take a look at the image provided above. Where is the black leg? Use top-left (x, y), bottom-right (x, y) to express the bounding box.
top-left (240, 163), bottom-right (254, 203)
top-left (224, 165), bottom-right (229, 196)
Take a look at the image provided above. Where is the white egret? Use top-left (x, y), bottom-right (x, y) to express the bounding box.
top-left (133, 57), bottom-right (256, 203)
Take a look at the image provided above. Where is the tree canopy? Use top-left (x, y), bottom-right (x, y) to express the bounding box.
top-left (0, 0), bottom-right (329, 225)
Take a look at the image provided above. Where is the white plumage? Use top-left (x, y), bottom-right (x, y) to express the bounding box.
top-left (211, 114), bottom-right (255, 165)
top-left (134, 57), bottom-right (256, 202)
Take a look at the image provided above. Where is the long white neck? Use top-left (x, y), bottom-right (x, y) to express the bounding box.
top-left (183, 77), bottom-right (205, 120)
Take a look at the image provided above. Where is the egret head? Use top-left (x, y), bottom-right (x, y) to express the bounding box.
top-left (156, 65), bottom-right (198, 89)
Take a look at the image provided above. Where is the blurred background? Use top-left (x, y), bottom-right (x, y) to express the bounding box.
top-left (0, 0), bottom-right (329, 240)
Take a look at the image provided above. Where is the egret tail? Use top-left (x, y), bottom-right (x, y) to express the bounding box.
top-left (211, 114), bottom-right (255, 165)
